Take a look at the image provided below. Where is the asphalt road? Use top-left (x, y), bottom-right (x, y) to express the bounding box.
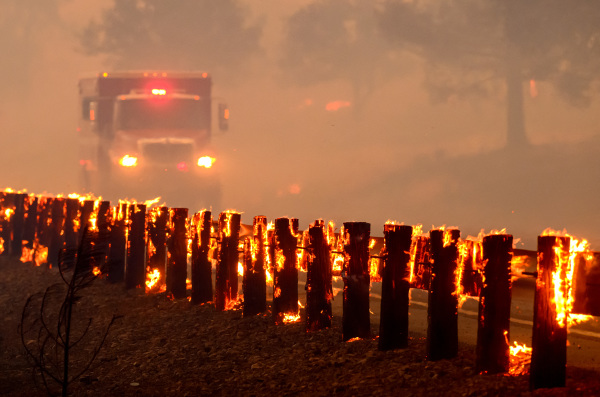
top-left (288, 275), bottom-right (600, 370)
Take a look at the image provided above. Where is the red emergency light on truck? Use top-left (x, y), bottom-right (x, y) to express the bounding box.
top-left (78, 71), bottom-right (228, 208)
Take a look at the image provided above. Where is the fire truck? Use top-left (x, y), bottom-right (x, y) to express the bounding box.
top-left (77, 71), bottom-right (228, 209)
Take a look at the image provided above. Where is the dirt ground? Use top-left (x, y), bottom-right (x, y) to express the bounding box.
top-left (2, 257), bottom-right (600, 396)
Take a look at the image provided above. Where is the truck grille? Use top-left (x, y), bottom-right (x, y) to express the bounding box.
top-left (141, 141), bottom-right (194, 165)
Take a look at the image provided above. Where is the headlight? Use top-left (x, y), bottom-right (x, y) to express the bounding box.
top-left (197, 156), bottom-right (215, 168)
top-left (119, 155), bottom-right (138, 167)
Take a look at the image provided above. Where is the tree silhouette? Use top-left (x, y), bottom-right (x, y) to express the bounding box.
top-left (378, 0), bottom-right (600, 147)
top-left (279, 0), bottom-right (401, 111)
top-left (80, 0), bottom-right (263, 81)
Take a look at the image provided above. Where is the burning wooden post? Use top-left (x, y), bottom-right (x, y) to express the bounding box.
top-left (107, 203), bottom-right (128, 283)
top-left (427, 228), bottom-right (460, 360)
top-left (34, 197), bottom-right (53, 266)
top-left (10, 193), bottom-right (26, 258)
top-left (272, 217), bottom-right (300, 323)
top-left (342, 221), bottom-right (371, 341)
top-left (146, 206), bottom-right (169, 292)
top-left (476, 234), bottom-right (513, 374)
top-left (0, 192), bottom-right (13, 256)
top-left (125, 204), bottom-right (147, 289)
top-left (529, 235), bottom-right (569, 389)
top-left (62, 197), bottom-right (80, 269)
top-left (410, 234), bottom-right (431, 289)
top-left (166, 208), bottom-right (188, 299)
top-left (379, 224), bottom-right (413, 350)
top-left (242, 215), bottom-right (268, 316)
top-left (21, 195), bottom-right (38, 261)
top-left (461, 239), bottom-right (483, 297)
top-left (48, 197), bottom-right (65, 269)
top-left (215, 211), bottom-right (241, 311)
top-left (191, 210), bottom-right (213, 304)
top-left (95, 200), bottom-right (111, 271)
top-left (306, 220), bottom-right (333, 331)
top-left (79, 199), bottom-right (95, 243)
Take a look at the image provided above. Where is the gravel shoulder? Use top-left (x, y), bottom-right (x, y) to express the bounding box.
top-left (2, 257), bottom-right (600, 396)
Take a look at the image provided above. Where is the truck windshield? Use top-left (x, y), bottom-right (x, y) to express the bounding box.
top-left (115, 97), bottom-right (209, 130)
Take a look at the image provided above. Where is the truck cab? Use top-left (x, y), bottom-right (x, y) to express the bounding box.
top-left (78, 71), bottom-right (227, 209)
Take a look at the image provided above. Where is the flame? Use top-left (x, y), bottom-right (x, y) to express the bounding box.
top-left (238, 262), bottom-right (244, 277)
top-left (20, 242), bottom-right (33, 263)
top-left (543, 229), bottom-right (594, 327)
top-left (144, 197), bottom-right (162, 207)
top-left (3, 208), bottom-right (14, 220)
top-left (92, 266), bottom-right (101, 276)
top-left (370, 256), bottom-right (381, 282)
top-left (146, 268), bottom-right (161, 290)
top-left (504, 331), bottom-right (532, 376)
top-left (282, 311), bottom-right (301, 324)
top-left (34, 244), bottom-right (48, 267)
top-left (0, 237), bottom-right (4, 255)
top-left (511, 255), bottom-right (529, 281)
top-left (327, 222), bottom-right (344, 279)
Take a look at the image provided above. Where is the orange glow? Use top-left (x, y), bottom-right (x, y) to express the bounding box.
top-left (197, 156), bottom-right (215, 168)
top-left (325, 100), bottom-right (351, 111)
top-left (119, 155), bottom-right (138, 167)
top-left (529, 79), bottom-right (538, 98)
top-left (223, 108), bottom-right (230, 120)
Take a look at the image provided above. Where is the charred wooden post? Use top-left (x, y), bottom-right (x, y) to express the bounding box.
top-left (107, 203), bottom-right (128, 283)
top-left (191, 210), bottom-right (213, 304)
top-left (167, 208), bottom-right (189, 299)
top-left (476, 234), bottom-right (513, 374)
top-left (10, 193), bottom-right (27, 258)
top-left (242, 215), bottom-right (268, 316)
top-left (379, 224), bottom-right (413, 350)
top-left (147, 207), bottom-right (169, 291)
top-left (530, 236), bottom-right (569, 390)
top-left (427, 228), bottom-right (460, 360)
top-left (272, 217), bottom-right (300, 323)
top-left (306, 220), bottom-right (333, 331)
top-left (342, 221), bottom-right (371, 341)
top-left (125, 204), bottom-right (147, 289)
top-left (62, 198), bottom-right (80, 269)
top-left (48, 197), bottom-right (65, 269)
top-left (410, 235), bottom-right (431, 289)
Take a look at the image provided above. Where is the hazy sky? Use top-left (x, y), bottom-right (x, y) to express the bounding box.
top-left (1, 0), bottom-right (599, 248)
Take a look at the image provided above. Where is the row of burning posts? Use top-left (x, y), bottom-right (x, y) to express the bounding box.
top-left (1, 188), bottom-right (599, 390)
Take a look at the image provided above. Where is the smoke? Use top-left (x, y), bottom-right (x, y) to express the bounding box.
top-left (0, 0), bottom-right (599, 248)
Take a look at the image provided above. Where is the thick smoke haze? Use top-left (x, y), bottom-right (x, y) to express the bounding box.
top-left (1, 0), bottom-right (599, 249)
